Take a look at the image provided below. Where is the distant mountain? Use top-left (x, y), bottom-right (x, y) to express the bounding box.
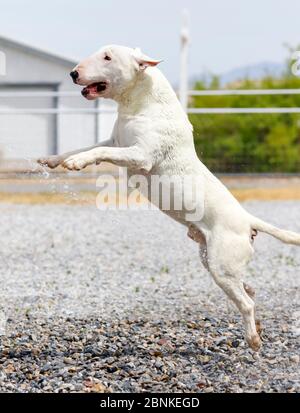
top-left (190, 61), bottom-right (286, 88)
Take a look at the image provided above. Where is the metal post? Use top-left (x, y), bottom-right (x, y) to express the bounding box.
top-left (52, 85), bottom-right (59, 155)
top-left (179, 9), bottom-right (190, 112)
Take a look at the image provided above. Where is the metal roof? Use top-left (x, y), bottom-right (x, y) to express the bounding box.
top-left (0, 34), bottom-right (77, 67)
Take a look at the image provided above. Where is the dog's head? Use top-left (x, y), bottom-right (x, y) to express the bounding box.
top-left (70, 45), bottom-right (162, 101)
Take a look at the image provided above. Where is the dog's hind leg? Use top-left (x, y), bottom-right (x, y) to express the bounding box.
top-left (243, 283), bottom-right (255, 299)
top-left (188, 224), bottom-right (209, 270)
top-left (207, 233), bottom-right (261, 351)
top-left (243, 282), bottom-right (263, 336)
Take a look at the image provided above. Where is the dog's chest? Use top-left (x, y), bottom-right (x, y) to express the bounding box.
top-left (115, 116), bottom-right (146, 147)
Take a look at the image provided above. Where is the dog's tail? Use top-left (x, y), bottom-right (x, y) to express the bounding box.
top-left (250, 215), bottom-right (300, 246)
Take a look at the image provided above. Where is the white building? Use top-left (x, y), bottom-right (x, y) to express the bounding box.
top-left (0, 35), bottom-right (117, 161)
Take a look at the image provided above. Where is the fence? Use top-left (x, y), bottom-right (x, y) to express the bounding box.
top-left (187, 89), bottom-right (300, 114)
top-left (1, 88), bottom-right (299, 115)
top-left (0, 91), bottom-right (117, 114)
top-left (187, 88), bottom-right (300, 173)
top-left (177, 9), bottom-right (300, 173)
top-left (0, 90), bottom-right (117, 161)
top-left (0, 87), bottom-right (300, 173)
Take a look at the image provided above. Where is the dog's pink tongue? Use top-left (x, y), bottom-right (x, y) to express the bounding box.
top-left (86, 84), bottom-right (98, 93)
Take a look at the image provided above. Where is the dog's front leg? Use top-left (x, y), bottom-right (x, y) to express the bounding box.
top-left (62, 146), bottom-right (152, 172)
top-left (38, 138), bottom-right (115, 169)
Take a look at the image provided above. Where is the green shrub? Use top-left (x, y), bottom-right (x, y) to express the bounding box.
top-left (190, 63), bottom-right (300, 173)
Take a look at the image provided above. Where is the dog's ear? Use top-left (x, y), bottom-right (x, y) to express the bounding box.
top-left (133, 48), bottom-right (163, 71)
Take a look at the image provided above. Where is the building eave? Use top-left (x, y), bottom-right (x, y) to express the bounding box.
top-left (0, 34), bottom-right (78, 67)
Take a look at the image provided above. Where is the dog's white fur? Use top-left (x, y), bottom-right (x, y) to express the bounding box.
top-left (39, 45), bottom-right (300, 350)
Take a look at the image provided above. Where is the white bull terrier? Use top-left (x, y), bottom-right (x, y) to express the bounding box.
top-left (39, 45), bottom-right (300, 351)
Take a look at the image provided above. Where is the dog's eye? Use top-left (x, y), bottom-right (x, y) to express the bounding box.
top-left (104, 55), bottom-right (112, 61)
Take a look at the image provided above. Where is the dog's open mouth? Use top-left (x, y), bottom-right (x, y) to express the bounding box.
top-left (81, 82), bottom-right (108, 99)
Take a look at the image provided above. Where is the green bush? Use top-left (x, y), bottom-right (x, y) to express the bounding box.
top-left (190, 67), bottom-right (300, 173)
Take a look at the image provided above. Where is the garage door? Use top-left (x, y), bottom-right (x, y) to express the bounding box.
top-left (0, 85), bottom-right (56, 159)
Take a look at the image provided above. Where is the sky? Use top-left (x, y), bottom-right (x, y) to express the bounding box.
top-left (0, 0), bottom-right (299, 83)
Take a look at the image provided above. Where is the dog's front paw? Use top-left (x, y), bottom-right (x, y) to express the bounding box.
top-left (62, 155), bottom-right (93, 171)
top-left (38, 156), bottom-right (62, 169)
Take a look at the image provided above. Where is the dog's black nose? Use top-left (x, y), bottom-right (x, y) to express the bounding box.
top-left (70, 70), bottom-right (79, 83)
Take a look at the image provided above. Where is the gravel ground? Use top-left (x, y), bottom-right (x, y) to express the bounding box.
top-left (0, 201), bottom-right (299, 393)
